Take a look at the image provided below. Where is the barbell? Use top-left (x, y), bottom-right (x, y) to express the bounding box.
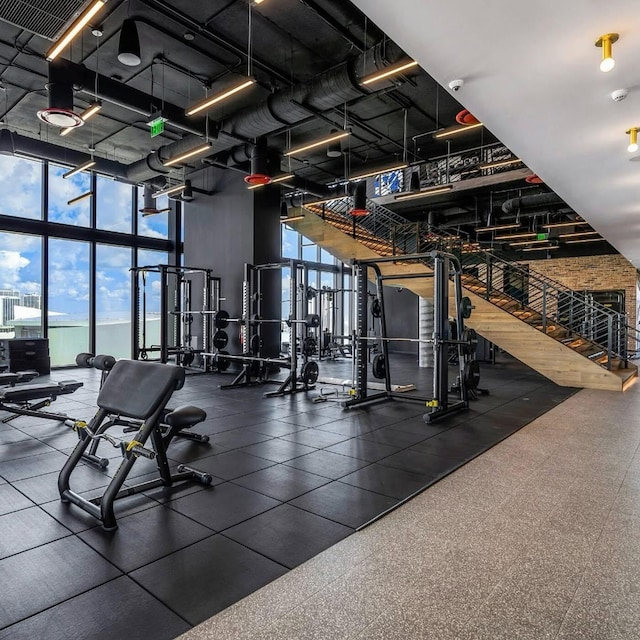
top-left (356, 330), bottom-right (477, 352)
top-left (214, 310), bottom-right (320, 329)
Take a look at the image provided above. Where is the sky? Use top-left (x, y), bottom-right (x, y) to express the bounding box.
top-left (0, 155), bottom-right (168, 323)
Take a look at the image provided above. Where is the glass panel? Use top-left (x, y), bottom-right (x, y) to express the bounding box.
top-left (281, 225), bottom-right (298, 259)
top-left (48, 238), bottom-right (90, 366)
top-left (281, 266), bottom-right (290, 352)
top-left (0, 156), bottom-right (43, 219)
top-left (320, 248), bottom-right (335, 265)
top-left (136, 249), bottom-right (168, 358)
top-left (302, 242), bottom-right (317, 262)
top-left (320, 271), bottom-right (335, 335)
top-left (343, 273), bottom-right (352, 337)
top-left (48, 164), bottom-right (91, 226)
top-left (0, 231), bottom-right (42, 339)
top-left (137, 188), bottom-right (169, 239)
top-left (307, 270), bottom-right (319, 315)
top-left (96, 177), bottom-right (133, 233)
top-left (96, 244), bottom-right (132, 359)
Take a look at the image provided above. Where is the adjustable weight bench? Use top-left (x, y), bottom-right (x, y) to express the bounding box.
top-left (58, 359), bottom-right (212, 530)
top-left (0, 370), bottom-right (40, 387)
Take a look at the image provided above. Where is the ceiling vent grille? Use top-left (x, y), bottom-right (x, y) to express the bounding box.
top-left (0, 0), bottom-right (89, 41)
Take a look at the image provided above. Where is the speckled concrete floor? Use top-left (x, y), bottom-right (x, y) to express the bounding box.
top-left (178, 379), bottom-right (640, 640)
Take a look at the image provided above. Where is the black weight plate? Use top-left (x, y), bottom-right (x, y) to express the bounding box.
top-left (216, 350), bottom-right (230, 371)
top-left (213, 330), bottom-right (229, 350)
top-left (372, 353), bottom-right (386, 379)
top-left (301, 361), bottom-right (319, 385)
top-left (463, 359), bottom-right (480, 390)
top-left (460, 328), bottom-right (478, 356)
top-left (250, 314), bottom-right (262, 327)
top-left (181, 351), bottom-right (195, 367)
top-left (214, 310), bottom-right (230, 329)
top-left (371, 298), bottom-right (382, 318)
top-left (305, 313), bottom-right (320, 328)
top-left (461, 296), bottom-right (473, 319)
top-left (250, 334), bottom-right (262, 355)
top-left (302, 336), bottom-right (317, 356)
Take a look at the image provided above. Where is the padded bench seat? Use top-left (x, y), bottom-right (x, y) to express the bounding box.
top-left (0, 380), bottom-right (83, 403)
top-left (163, 404), bottom-right (206, 429)
top-left (0, 371), bottom-right (39, 386)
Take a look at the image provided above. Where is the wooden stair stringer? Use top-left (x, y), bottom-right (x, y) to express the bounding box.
top-left (287, 210), bottom-right (637, 391)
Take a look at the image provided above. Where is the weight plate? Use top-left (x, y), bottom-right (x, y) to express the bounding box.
top-left (463, 359), bottom-right (481, 390)
top-left (305, 313), bottom-right (320, 328)
top-left (372, 353), bottom-right (386, 379)
top-left (250, 313), bottom-right (262, 327)
top-left (302, 336), bottom-right (317, 357)
top-left (307, 286), bottom-right (317, 300)
top-left (216, 350), bottom-right (230, 371)
top-left (213, 330), bottom-right (229, 350)
top-left (246, 356), bottom-right (261, 378)
top-left (301, 360), bottom-right (319, 385)
top-left (371, 298), bottom-right (382, 318)
top-left (460, 328), bottom-right (478, 356)
top-left (214, 310), bottom-right (230, 329)
top-left (181, 351), bottom-right (195, 367)
top-left (461, 296), bottom-right (473, 319)
top-left (250, 334), bottom-right (262, 356)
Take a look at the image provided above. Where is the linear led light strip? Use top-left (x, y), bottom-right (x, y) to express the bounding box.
top-left (67, 191), bottom-right (93, 205)
top-left (60, 102), bottom-right (102, 137)
top-left (360, 59), bottom-right (419, 86)
top-left (558, 231), bottom-right (600, 239)
top-left (186, 78), bottom-right (256, 116)
top-left (475, 223), bottom-right (520, 233)
top-left (285, 131), bottom-right (350, 157)
top-left (281, 215), bottom-right (305, 223)
top-left (248, 174), bottom-right (295, 190)
top-left (394, 185), bottom-right (453, 201)
top-left (510, 239), bottom-right (552, 247)
top-left (434, 122), bottom-right (483, 139)
top-left (521, 245), bottom-right (560, 252)
top-left (542, 221), bottom-right (589, 229)
top-left (162, 142), bottom-right (212, 167)
top-left (47, 0), bottom-right (107, 61)
top-left (152, 183), bottom-right (185, 199)
top-left (63, 159), bottom-right (96, 179)
top-left (565, 238), bottom-right (605, 244)
top-left (349, 162), bottom-right (408, 182)
top-left (494, 232), bottom-right (538, 240)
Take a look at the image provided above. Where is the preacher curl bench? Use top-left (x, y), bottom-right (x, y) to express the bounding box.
top-left (58, 359), bottom-right (212, 530)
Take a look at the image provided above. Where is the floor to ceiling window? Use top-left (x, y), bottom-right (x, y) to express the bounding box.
top-left (0, 154), bottom-right (176, 366)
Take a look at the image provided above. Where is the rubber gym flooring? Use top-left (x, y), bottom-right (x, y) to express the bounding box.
top-left (0, 353), bottom-right (576, 638)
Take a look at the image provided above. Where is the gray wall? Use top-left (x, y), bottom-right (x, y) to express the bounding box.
top-left (183, 168), bottom-right (281, 356)
top-left (382, 285), bottom-right (418, 355)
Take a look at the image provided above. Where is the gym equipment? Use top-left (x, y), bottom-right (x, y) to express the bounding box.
top-left (204, 259), bottom-right (321, 397)
top-left (0, 370), bottom-right (39, 386)
top-left (131, 264), bottom-right (221, 370)
top-left (58, 359), bottom-right (212, 530)
top-left (345, 251), bottom-right (477, 423)
top-left (300, 360), bottom-right (319, 385)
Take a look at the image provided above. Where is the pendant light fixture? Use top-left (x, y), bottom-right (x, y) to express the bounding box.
top-left (394, 184), bottom-right (453, 201)
top-left (118, 19), bottom-right (141, 66)
top-left (475, 223), bottom-right (520, 233)
top-left (626, 127), bottom-right (638, 153)
top-left (152, 183), bottom-right (186, 198)
top-left (595, 33), bottom-right (619, 73)
top-left (186, 78), bottom-right (255, 116)
top-left (67, 191), bottom-right (93, 205)
top-left (348, 161), bottom-right (408, 182)
top-left (162, 142), bottom-right (212, 167)
top-left (360, 59), bottom-right (418, 86)
top-left (285, 131), bottom-right (350, 157)
top-left (350, 181), bottom-right (368, 216)
top-left (63, 159), bottom-right (96, 179)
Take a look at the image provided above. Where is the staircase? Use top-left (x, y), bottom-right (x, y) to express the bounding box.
top-left (284, 198), bottom-right (638, 391)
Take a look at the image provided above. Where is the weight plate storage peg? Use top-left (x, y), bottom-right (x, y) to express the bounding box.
top-left (372, 353), bottom-right (386, 379)
top-left (213, 330), bottom-right (229, 350)
top-left (214, 310), bottom-right (230, 329)
top-left (301, 360), bottom-right (319, 385)
top-left (461, 296), bottom-right (473, 319)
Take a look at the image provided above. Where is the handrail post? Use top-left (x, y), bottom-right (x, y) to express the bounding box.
top-left (542, 282), bottom-right (547, 334)
top-left (391, 227), bottom-right (396, 256)
top-left (485, 254), bottom-right (492, 301)
top-left (607, 315), bottom-right (613, 370)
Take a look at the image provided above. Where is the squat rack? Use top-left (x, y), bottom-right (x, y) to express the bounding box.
top-left (131, 264), bottom-right (220, 367)
top-left (344, 250), bottom-right (470, 423)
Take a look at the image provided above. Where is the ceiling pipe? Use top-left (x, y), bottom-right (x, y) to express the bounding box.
top-left (501, 192), bottom-right (564, 214)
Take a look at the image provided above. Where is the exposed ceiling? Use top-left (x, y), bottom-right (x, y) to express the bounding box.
top-left (351, 0), bottom-right (640, 268)
top-left (0, 0), bottom-right (486, 191)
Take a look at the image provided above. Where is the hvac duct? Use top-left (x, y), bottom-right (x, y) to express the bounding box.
top-left (501, 192), bottom-right (563, 214)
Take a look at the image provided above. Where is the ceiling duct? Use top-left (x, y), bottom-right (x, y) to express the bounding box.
top-left (36, 59), bottom-right (83, 128)
top-left (501, 192), bottom-right (563, 214)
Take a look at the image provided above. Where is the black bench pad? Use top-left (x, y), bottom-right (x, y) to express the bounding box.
top-left (0, 380), bottom-right (83, 403)
top-left (164, 405), bottom-right (207, 429)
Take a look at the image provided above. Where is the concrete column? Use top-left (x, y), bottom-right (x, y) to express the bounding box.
top-left (419, 297), bottom-right (434, 367)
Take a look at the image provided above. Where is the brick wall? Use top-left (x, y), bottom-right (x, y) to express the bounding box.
top-left (519, 254), bottom-right (638, 329)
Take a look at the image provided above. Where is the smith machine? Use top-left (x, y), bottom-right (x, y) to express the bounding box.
top-left (205, 259), bottom-right (321, 397)
top-left (345, 251), bottom-right (483, 423)
top-left (131, 264), bottom-right (220, 370)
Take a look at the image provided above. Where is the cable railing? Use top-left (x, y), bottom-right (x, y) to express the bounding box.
top-left (302, 198), bottom-right (639, 368)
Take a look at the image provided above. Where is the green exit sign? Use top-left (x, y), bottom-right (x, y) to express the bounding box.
top-left (149, 117), bottom-right (166, 138)
top-left (537, 232), bottom-right (549, 241)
